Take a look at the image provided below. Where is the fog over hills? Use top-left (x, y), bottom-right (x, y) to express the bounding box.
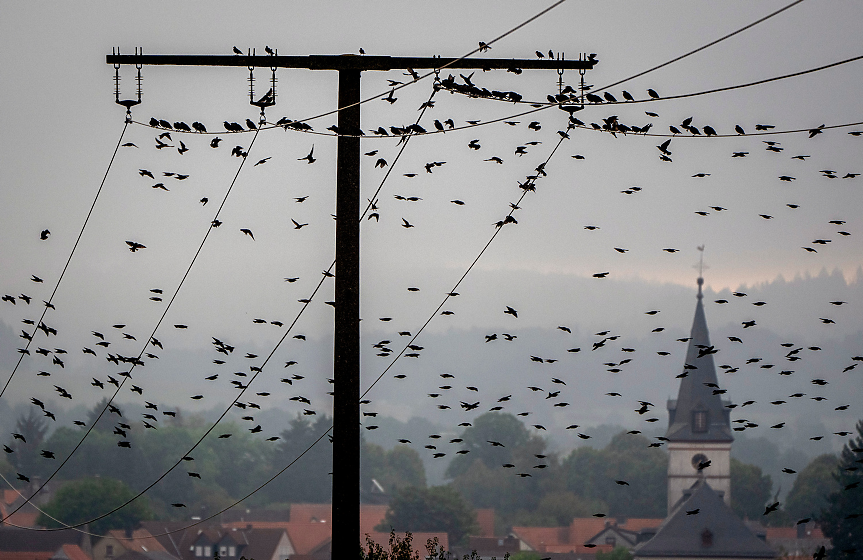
top-left (2, 269), bottom-right (859, 491)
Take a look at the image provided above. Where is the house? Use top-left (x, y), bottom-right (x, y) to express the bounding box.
top-left (762, 523), bottom-right (830, 560)
top-left (511, 518), bottom-right (663, 557)
top-left (0, 479), bottom-right (66, 528)
top-left (583, 524), bottom-right (639, 550)
top-left (91, 528), bottom-right (178, 560)
top-left (465, 536), bottom-right (521, 559)
top-left (217, 504), bottom-right (447, 559)
top-left (138, 523), bottom-right (291, 560)
top-left (51, 544), bottom-right (94, 560)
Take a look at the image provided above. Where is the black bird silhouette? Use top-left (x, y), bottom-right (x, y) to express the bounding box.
top-left (299, 145), bottom-right (315, 163)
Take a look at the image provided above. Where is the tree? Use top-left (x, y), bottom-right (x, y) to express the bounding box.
top-left (562, 432), bottom-right (666, 518)
top-left (730, 457), bottom-right (772, 520)
top-left (533, 491), bottom-right (606, 526)
top-left (362, 441), bottom-right (426, 500)
top-left (597, 432), bottom-right (666, 517)
top-left (376, 485), bottom-right (478, 546)
top-left (820, 419), bottom-right (863, 560)
top-left (269, 413), bottom-right (333, 503)
top-left (784, 453), bottom-right (840, 521)
top-left (7, 409), bottom-right (48, 480)
top-left (36, 476), bottom-right (152, 535)
top-left (445, 412), bottom-right (533, 478)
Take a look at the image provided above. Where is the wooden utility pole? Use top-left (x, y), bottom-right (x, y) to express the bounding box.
top-left (106, 52), bottom-right (596, 559)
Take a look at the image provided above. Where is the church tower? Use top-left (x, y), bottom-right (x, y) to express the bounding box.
top-left (666, 274), bottom-right (734, 514)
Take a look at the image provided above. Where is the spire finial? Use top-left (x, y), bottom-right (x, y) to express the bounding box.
top-left (695, 245), bottom-right (706, 298)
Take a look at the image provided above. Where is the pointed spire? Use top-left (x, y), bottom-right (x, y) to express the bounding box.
top-left (666, 274), bottom-right (733, 442)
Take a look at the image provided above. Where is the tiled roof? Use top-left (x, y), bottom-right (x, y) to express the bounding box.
top-left (763, 526), bottom-right (824, 540)
top-left (475, 509), bottom-right (495, 537)
top-left (0, 527), bottom-right (86, 551)
top-left (619, 518), bottom-right (663, 533)
top-left (54, 544), bottom-right (93, 560)
top-left (238, 528), bottom-right (289, 560)
top-left (0, 552), bottom-right (54, 560)
top-left (289, 503), bottom-right (332, 523)
top-left (105, 529), bottom-right (168, 553)
top-left (283, 522), bottom-right (332, 555)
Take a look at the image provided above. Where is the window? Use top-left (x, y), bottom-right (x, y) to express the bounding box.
top-left (195, 547), bottom-right (203, 557)
top-left (106, 545), bottom-right (114, 558)
top-left (605, 536), bottom-right (616, 546)
top-left (228, 547), bottom-right (236, 557)
top-left (220, 547), bottom-right (227, 557)
top-left (701, 529), bottom-right (714, 547)
top-left (692, 410), bottom-right (708, 432)
top-left (204, 546), bottom-right (212, 558)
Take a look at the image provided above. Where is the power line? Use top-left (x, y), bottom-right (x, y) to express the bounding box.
top-left (2, 128), bottom-right (267, 525)
top-left (439, 53), bottom-right (863, 110)
top-left (595, 0), bottom-right (808, 93)
top-left (575, 119), bottom-right (863, 139)
top-left (362, 124), bottom-right (572, 400)
top-left (5, 83), bottom-right (439, 529)
top-left (0, 122), bottom-right (129, 400)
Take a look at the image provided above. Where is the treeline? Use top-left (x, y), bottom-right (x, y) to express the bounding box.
top-left (2, 401), bottom-right (422, 520)
top-left (2, 406), bottom-right (843, 529)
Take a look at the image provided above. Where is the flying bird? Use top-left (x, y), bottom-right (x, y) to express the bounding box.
top-left (299, 145), bottom-right (316, 163)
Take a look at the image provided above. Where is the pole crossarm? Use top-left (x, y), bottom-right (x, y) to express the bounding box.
top-left (106, 53), bottom-right (597, 72)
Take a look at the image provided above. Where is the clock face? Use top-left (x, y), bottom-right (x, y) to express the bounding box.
top-left (691, 453), bottom-right (708, 469)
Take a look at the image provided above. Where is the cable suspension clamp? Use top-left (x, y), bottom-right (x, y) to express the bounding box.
top-left (113, 47), bottom-right (142, 122)
top-left (249, 47), bottom-right (277, 124)
top-left (554, 52), bottom-right (583, 115)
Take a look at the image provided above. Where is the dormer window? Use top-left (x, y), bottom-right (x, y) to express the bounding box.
top-left (692, 410), bottom-right (708, 433)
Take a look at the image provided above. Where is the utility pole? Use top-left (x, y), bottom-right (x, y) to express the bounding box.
top-left (106, 51), bottom-right (596, 559)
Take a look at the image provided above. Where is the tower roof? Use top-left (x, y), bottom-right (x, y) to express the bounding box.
top-left (666, 277), bottom-right (733, 442)
top-left (634, 479), bottom-right (776, 558)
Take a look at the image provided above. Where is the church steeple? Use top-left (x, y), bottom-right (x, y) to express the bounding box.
top-left (665, 265), bottom-right (733, 514)
top-left (666, 276), bottom-right (733, 443)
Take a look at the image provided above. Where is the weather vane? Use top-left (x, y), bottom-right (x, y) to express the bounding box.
top-left (695, 245), bottom-right (707, 277)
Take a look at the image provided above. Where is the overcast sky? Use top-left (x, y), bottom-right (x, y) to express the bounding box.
top-left (1, 1), bottom-right (861, 477)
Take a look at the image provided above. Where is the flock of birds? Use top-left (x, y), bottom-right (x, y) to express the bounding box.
top-left (2, 49), bottom-right (861, 525)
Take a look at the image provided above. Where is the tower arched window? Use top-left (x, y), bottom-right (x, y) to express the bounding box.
top-left (692, 410), bottom-right (708, 433)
